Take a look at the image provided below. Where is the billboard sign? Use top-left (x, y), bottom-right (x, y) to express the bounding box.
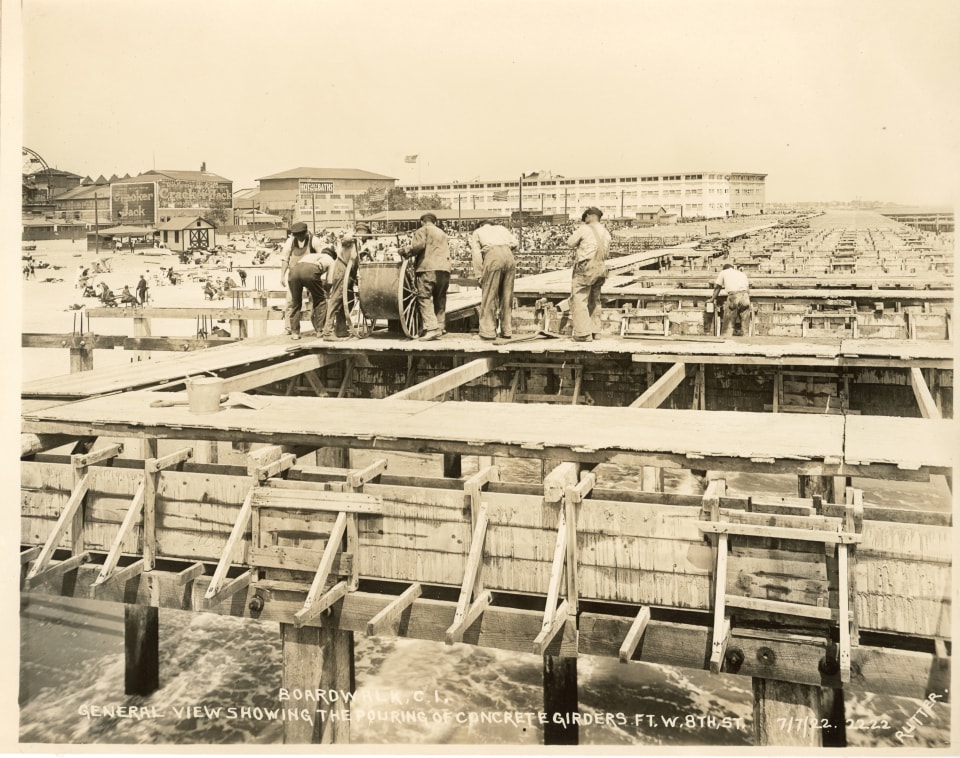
top-left (299, 180), bottom-right (335, 194)
top-left (158, 180), bottom-right (232, 209)
top-left (111, 182), bottom-right (157, 224)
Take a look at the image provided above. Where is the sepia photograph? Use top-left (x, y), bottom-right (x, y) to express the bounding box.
top-left (7, 0), bottom-right (957, 751)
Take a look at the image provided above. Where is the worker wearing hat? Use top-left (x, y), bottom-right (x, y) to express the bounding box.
top-left (711, 263), bottom-right (752, 337)
top-left (319, 238), bottom-right (361, 341)
top-left (281, 221), bottom-right (326, 337)
top-left (399, 213), bottom-right (451, 341)
top-left (566, 207), bottom-right (611, 342)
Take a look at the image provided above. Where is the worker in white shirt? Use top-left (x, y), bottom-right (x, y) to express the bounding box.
top-left (287, 248), bottom-right (334, 340)
top-left (711, 263), bottom-right (752, 337)
top-left (469, 220), bottom-right (519, 340)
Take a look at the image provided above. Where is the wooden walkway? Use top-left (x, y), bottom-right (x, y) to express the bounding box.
top-left (21, 392), bottom-right (953, 479)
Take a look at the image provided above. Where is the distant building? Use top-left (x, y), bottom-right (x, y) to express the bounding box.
top-left (156, 216), bottom-right (218, 252)
top-left (400, 171), bottom-right (766, 220)
top-left (53, 170), bottom-right (233, 228)
top-left (257, 167), bottom-right (396, 228)
top-left (23, 168), bottom-right (83, 219)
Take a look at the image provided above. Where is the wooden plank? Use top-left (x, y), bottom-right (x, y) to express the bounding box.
top-left (445, 590), bottom-right (493, 646)
top-left (446, 503), bottom-right (490, 644)
top-left (142, 439), bottom-right (159, 570)
top-left (24, 552), bottom-right (91, 589)
top-left (709, 533), bottom-right (729, 673)
top-left (909, 366), bottom-right (942, 420)
top-left (293, 512), bottom-right (348, 626)
top-left (91, 559), bottom-right (145, 596)
top-left (838, 544), bottom-right (851, 682)
top-left (294, 581), bottom-right (350, 628)
top-left (533, 599), bottom-right (569, 656)
top-left (543, 462), bottom-right (579, 504)
top-left (726, 594), bottom-right (834, 620)
top-left (697, 521), bottom-right (861, 544)
top-left (629, 361), bottom-right (687, 408)
top-left (21, 433), bottom-right (75, 457)
top-left (388, 356), bottom-right (503, 401)
top-left (541, 509), bottom-right (567, 637)
top-left (366, 583), bottom-right (422, 637)
top-left (251, 488), bottom-right (382, 514)
top-left (20, 546), bottom-right (42, 565)
top-left (72, 443), bottom-right (124, 468)
top-left (94, 478), bottom-right (145, 585)
top-left (26, 473), bottom-right (90, 580)
top-left (204, 568), bottom-right (255, 608)
top-left (222, 354), bottom-right (345, 394)
top-left (176, 562), bottom-right (205, 585)
top-left (204, 488), bottom-right (254, 599)
top-left (618, 606), bottom-right (651, 663)
top-left (145, 446), bottom-right (193, 473)
top-left (347, 458), bottom-right (388, 488)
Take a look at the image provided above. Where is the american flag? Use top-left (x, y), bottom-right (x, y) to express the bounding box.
top-left (367, 188), bottom-right (386, 202)
top-left (404, 155), bottom-right (419, 163)
top-left (492, 190), bottom-right (508, 202)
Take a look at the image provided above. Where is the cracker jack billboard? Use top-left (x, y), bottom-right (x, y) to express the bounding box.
top-left (110, 181), bottom-right (157, 225)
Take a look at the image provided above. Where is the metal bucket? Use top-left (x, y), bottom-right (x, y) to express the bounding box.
top-left (186, 376), bottom-right (224, 414)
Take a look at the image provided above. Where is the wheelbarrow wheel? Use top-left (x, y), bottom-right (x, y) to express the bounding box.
top-left (399, 258), bottom-right (422, 338)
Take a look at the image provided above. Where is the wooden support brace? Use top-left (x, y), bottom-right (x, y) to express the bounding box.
top-left (294, 581), bottom-right (349, 628)
top-left (176, 562), bottom-right (205, 586)
top-left (24, 552), bottom-right (91, 590)
top-left (220, 353), bottom-right (342, 394)
top-left (94, 478), bottom-right (145, 585)
top-left (20, 546), bottom-right (42, 565)
top-left (534, 599), bottom-right (570, 655)
top-left (337, 357), bottom-right (355, 399)
top-left (366, 583), bottom-right (422, 637)
top-left (90, 559), bottom-right (145, 596)
top-left (700, 478), bottom-right (726, 521)
top-left (26, 473), bottom-right (90, 580)
top-left (543, 462), bottom-right (579, 504)
top-left (253, 453), bottom-right (296, 482)
top-left (345, 513), bottom-right (359, 591)
top-left (725, 595), bottom-right (834, 620)
top-left (697, 521), bottom-right (862, 544)
top-left (293, 512), bottom-right (348, 627)
top-left (446, 504), bottom-right (490, 644)
top-left (71, 442), bottom-right (124, 468)
top-left (570, 366), bottom-right (583, 405)
top-left (446, 591), bottom-right (493, 646)
top-left (618, 606), bottom-right (651, 663)
top-left (844, 487), bottom-right (863, 646)
top-left (630, 362), bottom-right (687, 408)
top-left (838, 544), bottom-right (851, 683)
top-left (563, 473), bottom-right (594, 614)
top-left (303, 369), bottom-right (327, 397)
top-left (347, 458), bottom-right (388, 489)
top-left (463, 464), bottom-right (499, 533)
top-left (909, 367), bottom-right (942, 420)
top-left (539, 508), bottom-right (568, 649)
top-left (389, 356), bottom-right (503, 401)
top-left (145, 447), bottom-right (194, 473)
top-left (709, 533), bottom-right (729, 674)
top-left (204, 489), bottom-right (254, 599)
top-left (203, 569), bottom-right (255, 608)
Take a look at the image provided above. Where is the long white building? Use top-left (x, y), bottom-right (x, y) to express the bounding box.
top-left (399, 171), bottom-right (766, 220)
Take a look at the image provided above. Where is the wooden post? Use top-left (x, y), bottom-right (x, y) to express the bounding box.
top-left (69, 345), bottom-right (94, 372)
top-left (443, 453), bottom-right (462, 479)
top-left (133, 314), bottom-right (151, 364)
top-left (124, 605), bottom-right (159, 695)
top-left (640, 466), bottom-right (663, 492)
top-left (753, 678), bottom-right (822, 746)
top-left (798, 475), bottom-right (834, 503)
top-left (281, 623), bottom-right (354, 744)
top-left (543, 655), bottom-right (578, 745)
top-left (316, 447), bottom-right (348, 468)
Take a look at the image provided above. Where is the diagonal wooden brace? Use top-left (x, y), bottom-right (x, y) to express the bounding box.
top-left (619, 606), bottom-right (651, 663)
top-left (93, 478), bottom-right (145, 585)
top-left (293, 512), bottom-right (348, 627)
top-left (445, 590), bottom-right (493, 646)
top-left (446, 503), bottom-right (490, 645)
top-left (709, 532), bottom-right (730, 674)
top-left (366, 583), bottom-right (422, 637)
top-left (254, 454), bottom-right (297, 482)
top-left (24, 552), bottom-right (91, 590)
top-left (294, 581), bottom-right (349, 627)
top-left (205, 488), bottom-right (254, 599)
top-left (89, 559), bottom-right (145, 597)
top-left (204, 569), bottom-right (255, 608)
top-left (26, 473), bottom-right (90, 581)
top-left (533, 599), bottom-right (570, 655)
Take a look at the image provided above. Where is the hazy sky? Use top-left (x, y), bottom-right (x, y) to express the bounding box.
top-left (16, 0), bottom-right (960, 204)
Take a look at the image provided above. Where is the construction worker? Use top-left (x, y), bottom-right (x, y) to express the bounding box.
top-left (280, 221), bottom-right (324, 334)
top-left (711, 263), bottom-right (752, 337)
top-left (469, 219), bottom-right (518, 340)
top-left (287, 247), bottom-right (334, 340)
top-left (566, 207), bottom-right (611, 342)
top-left (399, 213), bottom-right (451, 341)
top-left (319, 237), bottom-right (360, 340)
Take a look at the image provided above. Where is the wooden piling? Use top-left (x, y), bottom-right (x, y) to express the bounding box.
top-left (798, 474), bottom-right (834, 503)
top-left (124, 605), bottom-right (159, 695)
top-left (280, 623), bottom-right (355, 744)
top-left (752, 677), bottom-right (822, 747)
top-left (443, 453), bottom-right (462, 478)
top-left (69, 345), bottom-right (94, 373)
top-left (543, 655), bottom-right (578, 745)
